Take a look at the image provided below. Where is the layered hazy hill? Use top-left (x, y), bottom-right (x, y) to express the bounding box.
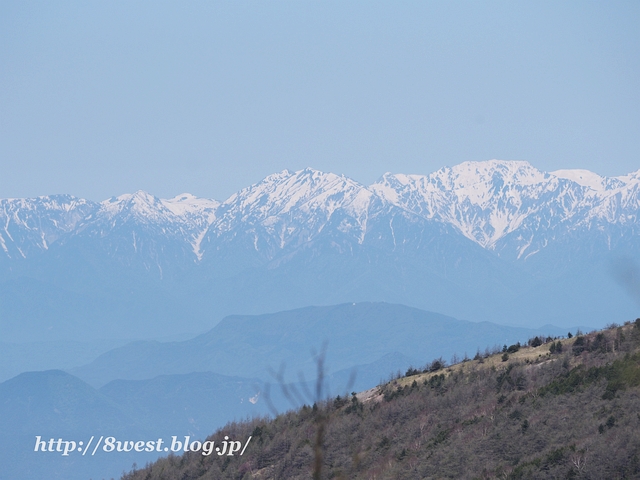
top-left (0, 302), bottom-right (571, 480)
top-left (69, 302), bottom-right (567, 388)
top-left (1, 160), bottom-right (639, 342)
top-left (0, 369), bottom-right (270, 480)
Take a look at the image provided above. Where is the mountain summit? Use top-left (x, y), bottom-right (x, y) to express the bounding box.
top-left (1, 160), bottom-right (638, 263)
top-left (0, 160), bottom-right (638, 341)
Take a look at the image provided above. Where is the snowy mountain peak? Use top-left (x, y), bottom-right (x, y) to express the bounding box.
top-left (220, 168), bottom-right (368, 220)
top-left (550, 169), bottom-right (627, 192)
top-left (102, 190), bottom-right (157, 208)
top-left (99, 190), bottom-right (174, 222)
top-left (0, 195), bottom-right (97, 258)
top-left (616, 169), bottom-right (640, 183)
top-left (94, 191), bottom-right (222, 254)
top-left (372, 161), bottom-right (593, 249)
top-left (161, 193), bottom-right (220, 218)
top-left (202, 168), bottom-right (376, 255)
top-left (432, 160), bottom-right (548, 191)
top-left (1, 160), bottom-right (639, 264)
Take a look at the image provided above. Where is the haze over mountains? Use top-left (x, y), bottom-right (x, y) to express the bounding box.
top-left (70, 302), bottom-right (567, 388)
top-left (1, 160), bottom-right (639, 343)
top-left (2, 159), bottom-right (638, 480)
top-left (0, 303), bottom-right (568, 480)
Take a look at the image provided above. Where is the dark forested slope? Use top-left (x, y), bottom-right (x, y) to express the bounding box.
top-left (122, 321), bottom-right (640, 479)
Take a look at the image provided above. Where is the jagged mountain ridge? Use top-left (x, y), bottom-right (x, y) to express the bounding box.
top-left (0, 195), bottom-right (97, 260)
top-left (373, 161), bottom-right (640, 258)
top-left (1, 160), bottom-right (638, 265)
top-left (1, 160), bottom-right (638, 341)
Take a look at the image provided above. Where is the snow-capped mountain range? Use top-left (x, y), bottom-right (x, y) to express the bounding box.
top-left (1, 160), bottom-right (638, 263)
top-left (1, 160), bottom-right (638, 342)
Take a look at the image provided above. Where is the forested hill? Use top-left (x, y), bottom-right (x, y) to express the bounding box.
top-left (122, 321), bottom-right (640, 480)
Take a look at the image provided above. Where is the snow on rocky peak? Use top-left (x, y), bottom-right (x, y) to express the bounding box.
top-left (161, 194), bottom-right (221, 259)
top-left (202, 161), bottom-right (640, 255)
top-left (99, 191), bottom-right (175, 223)
top-left (196, 168), bottom-right (381, 255)
top-left (215, 168), bottom-right (372, 230)
top-left (430, 161), bottom-right (558, 247)
top-left (432, 160), bottom-right (549, 193)
top-left (162, 194), bottom-right (220, 218)
top-left (371, 160), bottom-right (556, 248)
top-left (370, 160), bottom-right (640, 253)
top-left (0, 195), bottom-right (97, 257)
top-left (373, 160), bottom-right (548, 208)
top-left (96, 190), bottom-right (214, 228)
top-left (550, 169), bottom-right (624, 192)
top-left (92, 191), bottom-right (224, 260)
top-left (0, 160), bottom-right (638, 262)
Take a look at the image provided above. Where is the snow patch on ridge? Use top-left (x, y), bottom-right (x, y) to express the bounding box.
top-left (551, 169), bottom-right (609, 191)
top-left (162, 193), bottom-right (220, 218)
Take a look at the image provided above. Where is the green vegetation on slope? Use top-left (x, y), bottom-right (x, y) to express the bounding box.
top-left (122, 321), bottom-right (640, 480)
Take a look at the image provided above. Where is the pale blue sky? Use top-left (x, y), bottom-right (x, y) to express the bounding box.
top-left (1, 1), bottom-right (638, 201)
